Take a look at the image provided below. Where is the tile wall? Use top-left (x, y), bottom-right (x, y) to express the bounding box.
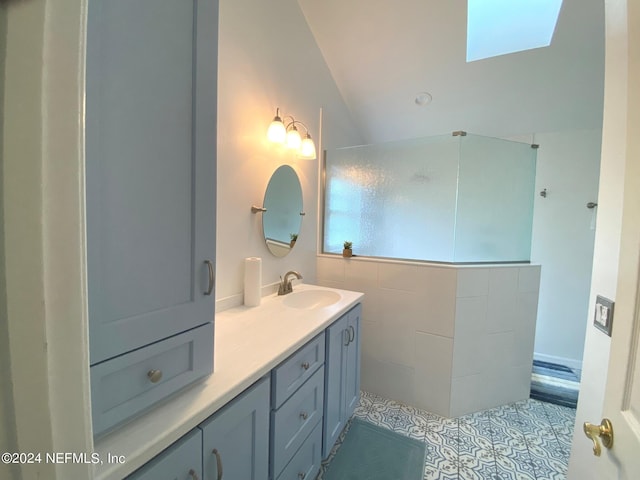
top-left (316, 256), bottom-right (541, 417)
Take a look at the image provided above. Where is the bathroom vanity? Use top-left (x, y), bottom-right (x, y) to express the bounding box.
top-left (93, 284), bottom-right (363, 480)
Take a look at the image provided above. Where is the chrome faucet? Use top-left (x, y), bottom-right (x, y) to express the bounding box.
top-left (278, 271), bottom-right (303, 295)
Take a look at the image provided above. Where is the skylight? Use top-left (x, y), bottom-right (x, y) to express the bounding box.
top-left (466, 0), bottom-right (563, 62)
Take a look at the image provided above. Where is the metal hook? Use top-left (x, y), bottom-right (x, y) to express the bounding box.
top-left (540, 188), bottom-right (547, 198)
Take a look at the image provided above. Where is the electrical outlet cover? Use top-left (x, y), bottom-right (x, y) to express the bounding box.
top-left (594, 295), bottom-right (614, 336)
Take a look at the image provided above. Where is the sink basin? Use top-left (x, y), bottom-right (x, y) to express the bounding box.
top-left (282, 289), bottom-right (342, 309)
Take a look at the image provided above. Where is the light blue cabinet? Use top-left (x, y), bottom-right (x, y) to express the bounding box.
top-left (85, 0), bottom-right (218, 436)
top-left (128, 303), bottom-right (362, 479)
top-left (199, 377), bottom-right (270, 480)
top-left (322, 304), bottom-right (361, 457)
top-left (86, 0), bottom-right (218, 365)
top-left (126, 428), bottom-right (202, 480)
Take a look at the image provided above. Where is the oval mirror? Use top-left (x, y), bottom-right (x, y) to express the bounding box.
top-left (262, 165), bottom-right (304, 257)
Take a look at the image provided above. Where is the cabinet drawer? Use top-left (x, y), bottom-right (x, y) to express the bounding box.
top-left (91, 322), bottom-right (213, 437)
top-left (271, 366), bottom-right (324, 478)
top-left (276, 422), bottom-right (322, 480)
top-left (272, 334), bottom-right (325, 408)
top-left (126, 428), bottom-right (202, 479)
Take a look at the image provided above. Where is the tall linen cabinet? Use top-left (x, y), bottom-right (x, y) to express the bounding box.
top-left (85, 0), bottom-right (218, 437)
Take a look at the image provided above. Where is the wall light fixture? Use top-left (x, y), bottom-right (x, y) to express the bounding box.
top-left (267, 108), bottom-right (317, 160)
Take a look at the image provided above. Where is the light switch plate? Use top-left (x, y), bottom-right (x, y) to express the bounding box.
top-left (594, 295), bottom-right (614, 336)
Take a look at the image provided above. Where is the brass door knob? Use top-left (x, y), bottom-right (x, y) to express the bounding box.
top-left (583, 418), bottom-right (613, 456)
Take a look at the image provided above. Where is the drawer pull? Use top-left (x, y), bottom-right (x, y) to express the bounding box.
top-left (147, 369), bottom-right (163, 383)
top-left (300, 411), bottom-right (308, 420)
top-left (204, 260), bottom-right (215, 296)
top-left (188, 469), bottom-right (199, 480)
top-left (298, 473), bottom-right (306, 480)
top-left (212, 448), bottom-right (223, 480)
top-left (301, 362), bottom-right (310, 370)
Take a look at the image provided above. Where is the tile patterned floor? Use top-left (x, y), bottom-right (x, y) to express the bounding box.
top-left (318, 391), bottom-right (576, 480)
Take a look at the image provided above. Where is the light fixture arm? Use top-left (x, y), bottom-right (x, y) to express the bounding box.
top-left (285, 119), bottom-right (311, 135)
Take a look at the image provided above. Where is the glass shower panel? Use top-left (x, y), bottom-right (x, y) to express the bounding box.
top-left (324, 135), bottom-right (459, 261)
top-left (454, 134), bottom-right (536, 262)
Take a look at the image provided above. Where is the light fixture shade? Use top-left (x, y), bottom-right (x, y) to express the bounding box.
top-left (286, 126), bottom-right (302, 150)
top-left (299, 134), bottom-right (317, 159)
top-left (267, 116), bottom-right (286, 144)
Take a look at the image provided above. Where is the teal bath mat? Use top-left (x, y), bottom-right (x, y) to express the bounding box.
top-left (323, 418), bottom-right (426, 480)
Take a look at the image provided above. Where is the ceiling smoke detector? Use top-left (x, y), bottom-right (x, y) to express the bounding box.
top-left (415, 92), bottom-right (432, 106)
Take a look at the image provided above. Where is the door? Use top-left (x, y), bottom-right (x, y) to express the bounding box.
top-left (86, 0), bottom-right (218, 364)
top-left (199, 377), bottom-right (270, 480)
top-left (345, 304), bottom-right (362, 416)
top-left (323, 313), bottom-right (349, 457)
top-left (598, 3), bottom-right (640, 477)
top-left (127, 429), bottom-right (202, 480)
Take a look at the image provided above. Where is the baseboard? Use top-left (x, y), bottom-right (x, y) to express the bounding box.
top-left (533, 352), bottom-right (583, 372)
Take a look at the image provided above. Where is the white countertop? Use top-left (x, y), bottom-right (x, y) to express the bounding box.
top-left (93, 284), bottom-right (364, 480)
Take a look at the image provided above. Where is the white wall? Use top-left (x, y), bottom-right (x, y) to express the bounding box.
top-left (567, 1), bottom-right (628, 478)
top-left (2, 2), bottom-right (92, 480)
top-left (216, 0), bottom-right (362, 308)
top-left (0, 4), bottom-right (18, 480)
top-left (530, 129), bottom-right (601, 369)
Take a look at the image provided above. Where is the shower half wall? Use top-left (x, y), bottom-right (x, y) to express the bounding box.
top-left (319, 133), bottom-right (540, 416)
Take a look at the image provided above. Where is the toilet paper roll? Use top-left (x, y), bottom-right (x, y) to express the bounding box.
top-left (244, 257), bottom-right (262, 307)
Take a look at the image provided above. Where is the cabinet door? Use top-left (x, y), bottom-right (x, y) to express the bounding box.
top-left (199, 377), bottom-right (270, 480)
top-left (322, 313), bottom-right (349, 457)
top-left (127, 428), bottom-right (202, 480)
top-left (86, 0), bottom-right (218, 364)
top-left (344, 304), bottom-right (362, 417)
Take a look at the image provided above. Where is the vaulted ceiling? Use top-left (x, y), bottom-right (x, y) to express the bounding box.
top-left (297, 0), bottom-right (605, 144)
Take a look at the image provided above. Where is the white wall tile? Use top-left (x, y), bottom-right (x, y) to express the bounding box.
top-left (456, 267), bottom-right (489, 297)
top-left (345, 260), bottom-right (379, 290)
top-left (414, 332), bottom-right (453, 417)
top-left (513, 319), bottom-right (537, 367)
top-left (516, 292), bottom-right (540, 330)
top-left (452, 334), bottom-right (488, 378)
top-left (378, 263), bottom-right (419, 292)
top-left (450, 374), bottom-right (485, 417)
top-left (518, 265), bottom-right (541, 293)
top-left (414, 266), bottom-right (457, 338)
top-left (361, 354), bottom-right (415, 406)
top-left (377, 317), bottom-right (416, 367)
top-left (486, 295), bottom-right (518, 334)
top-left (488, 267), bottom-right (519, 298)
top-left (360, 319), bottom-right (379, 359)
top-left (508, 365), bottom-right (534, 402)
top-left (454, 296), bottom-right (488, 338)
top-left (316, 256), bottom-right (346, 284)
top-left (485, 332), bottom-right (515, 372)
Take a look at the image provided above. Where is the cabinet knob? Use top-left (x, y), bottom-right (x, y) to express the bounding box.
top-left (147, 369), bottom-right (163, 383)
top-left (301, 362), bottom-right (310, 370)
top-left (299, 411), bottom-right (308, 420)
